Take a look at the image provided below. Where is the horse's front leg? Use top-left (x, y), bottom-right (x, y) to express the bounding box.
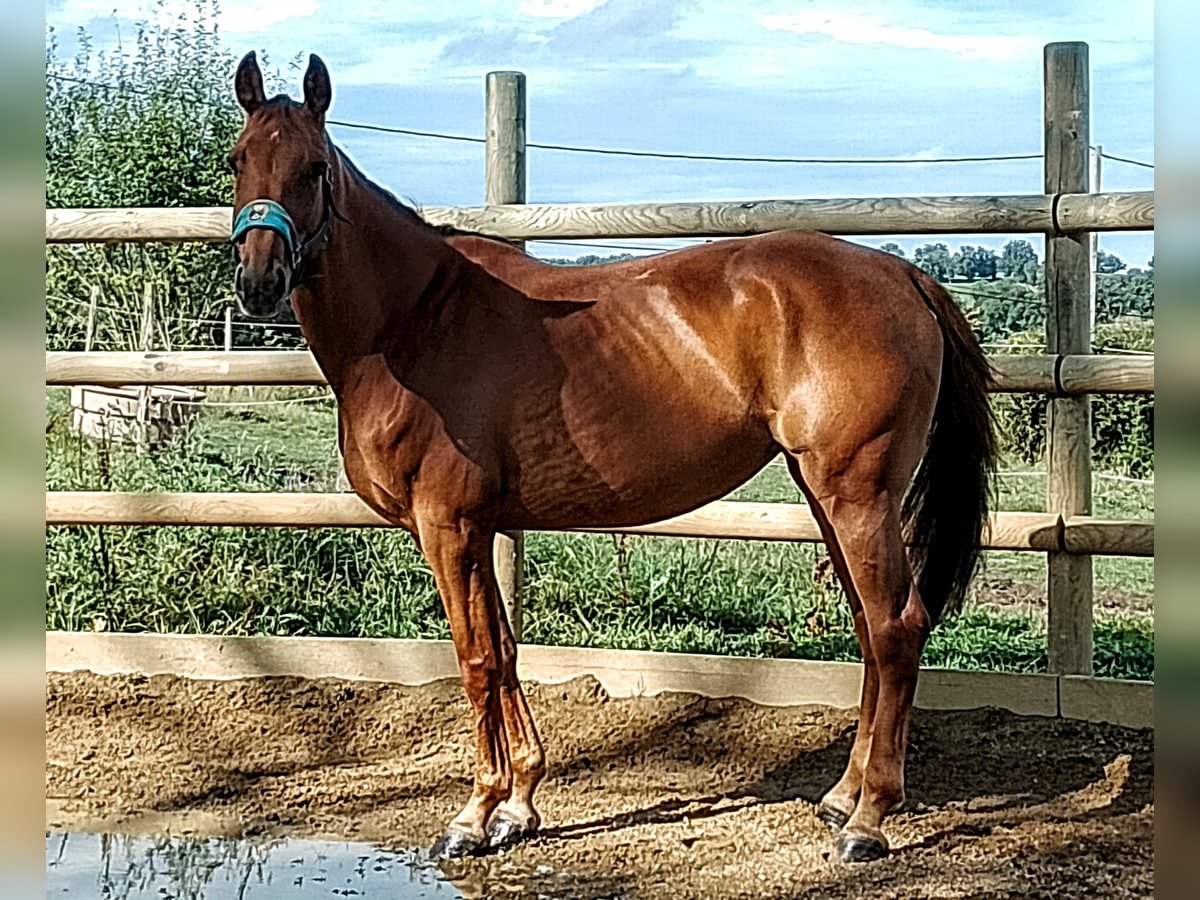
top-left (419, 517), bottom-right (543, 858)
top-left (486, 564), bottom-right (547, 848)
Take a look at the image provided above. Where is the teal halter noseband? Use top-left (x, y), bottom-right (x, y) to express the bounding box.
top-left (230, 168), bottom-right (338, 276)
top-left (231, 200), bottom-right (301, 264)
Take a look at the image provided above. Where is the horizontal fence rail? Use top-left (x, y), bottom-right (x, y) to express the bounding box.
top-left (44, 351), bottom-right (1155, 394)
top-left (44, 492), bottom-right (1153, 557)
top-left (45, 190), bottom-right (1154, 243)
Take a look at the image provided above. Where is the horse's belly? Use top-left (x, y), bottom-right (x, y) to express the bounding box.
top-left (504, 414), bottom-right (776, 530)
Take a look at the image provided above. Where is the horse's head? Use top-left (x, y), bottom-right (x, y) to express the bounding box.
top-left (228, 52), bottom-right (335, 318)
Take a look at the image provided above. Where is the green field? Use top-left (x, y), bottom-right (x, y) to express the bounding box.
top-left (45, 387), bottom-right (1153, 680)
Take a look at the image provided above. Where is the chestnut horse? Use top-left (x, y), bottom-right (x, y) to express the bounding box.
top-left (228, 53), bottom-right (995, 863)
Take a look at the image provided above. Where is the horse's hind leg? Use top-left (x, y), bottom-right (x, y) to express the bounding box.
top-left (786, 458), bottom-right (879, 831)
top-left (787, 443), bottom-right (931, 862)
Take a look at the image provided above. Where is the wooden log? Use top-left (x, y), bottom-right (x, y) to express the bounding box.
top-left (44, 351), bottom-right (1154, 395)
top-left (1056, 190), bottom-right (1153, 233)
top-left (1063, 517), bottom-right (1154, 557)
top-left (43, 491), bottom-right (1151, 556)
top-left (486, 70), bottom-right (528, 640)
top-left (1044, 41), bottom-right (1094, 676)
top-left (45, 351), bottom-right (328, 386)
top-left (46, 206), bottom-right (232, 243)
top-left (45, 191), bottom-right (1154, 243)
top-left (989, 355), bottom-right (1056, 392)
top-left (1059, 354), bottom-right (1153, 394)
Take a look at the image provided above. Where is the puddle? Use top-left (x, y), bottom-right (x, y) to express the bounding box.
top-left (45, 831), bottom-right (631, 899)
top-left (45, 832), bottom-right (461, 899)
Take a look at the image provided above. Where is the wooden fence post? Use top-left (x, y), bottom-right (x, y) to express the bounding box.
top-left (486, 70), bottom-right (527, 640)
top-left (1044, 42), bottom-right (1094, 675)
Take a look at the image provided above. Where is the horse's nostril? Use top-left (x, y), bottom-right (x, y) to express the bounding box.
top-left (273, 266), bottom-right (291, 301)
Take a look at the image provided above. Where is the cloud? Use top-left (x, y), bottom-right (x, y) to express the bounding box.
top-left (441, 0), bottom-right (712, 69)
top-left (160, 0), bottom-right (318, 33)
top-left (759, 11), bottom-right (1038, 61)
top-left (48, 0), bottom-right (318, 34)
top-left (517, 0), bottom-right (605, 18)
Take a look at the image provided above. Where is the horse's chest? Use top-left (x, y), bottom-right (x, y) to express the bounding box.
top-left (335, 395), bottom-right (428, 528)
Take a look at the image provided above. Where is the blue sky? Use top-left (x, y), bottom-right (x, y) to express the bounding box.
top-left (46, 0), bottom-right (1154, 265)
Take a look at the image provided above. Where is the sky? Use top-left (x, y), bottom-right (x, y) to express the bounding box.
top-left (45, 0), bottom-right (1155, 265)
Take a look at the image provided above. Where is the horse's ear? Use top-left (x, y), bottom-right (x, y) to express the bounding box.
top-left (235, 51), bottom-right (265, 115)
top-left (303, 54), bottom-right (331, 123)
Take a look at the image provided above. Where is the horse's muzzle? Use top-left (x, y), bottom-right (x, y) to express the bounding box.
top-left (234, 260), bottom-right (291, 319)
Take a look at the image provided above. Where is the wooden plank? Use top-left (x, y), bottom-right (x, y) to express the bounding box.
top-left (1044, 41), bottom-right (1094, 676)
top-left (45, 191), bottom-right (1154, 243)
top-left (44, 632), bottom-right (1147, 725)
top-left (46, 632), bottom-right (461, 686)
top-left (916, 669), bottom-right (1059, 717)
top-left (44, 351), bottom-right (1152, 395)
top-left (44, 491), bottom-right (1147, 555)
top-left (1059, 675), bottom-right (1154, 729)
top-left (486, 70), bottom-right (528, 641)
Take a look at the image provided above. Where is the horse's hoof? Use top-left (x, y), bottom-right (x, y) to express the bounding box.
top-left (816, 803), bottom-right (850, 832)
top-left (487, 812), bottom-right (534, 850)
top-left (430, 829), bottom-right (484, 860)
top-left (836, 830), bottom-right (889, 863)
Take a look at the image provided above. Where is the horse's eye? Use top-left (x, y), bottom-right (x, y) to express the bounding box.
top-left (226, 156), bottom-right (239, 176)
top-left (308, 161), bottom-right (328, 181)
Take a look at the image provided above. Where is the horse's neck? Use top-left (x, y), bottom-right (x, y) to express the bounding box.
top-left (292, 164), bottom-right (464, 392)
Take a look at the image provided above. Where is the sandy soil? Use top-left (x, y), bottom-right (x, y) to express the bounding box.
top-left (46, 672), bottom-right (1153, 899)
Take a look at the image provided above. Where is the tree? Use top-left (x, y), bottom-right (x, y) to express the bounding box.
top-left (544, 253), bottom-right (636, 266)
top-left (878, 242), bottom-right (905, 258)
top-left (953, 279), bottom-right (1044, 342)
top-left (953, 245), bottom-right (998, 282)
top-left (998, 240), bottom-right (1039, 283)
top-left (912, 243), bottom-right (954, 282)
top-left (1096, 250), bottom-right (1127, 274)
top-left (45, 2), bottom-right (297, 351)
top-left (1097, 270), bottom-right (1154, 323)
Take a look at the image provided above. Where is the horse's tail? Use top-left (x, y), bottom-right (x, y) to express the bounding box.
top-left (903, 271), bottom-right (997, 624)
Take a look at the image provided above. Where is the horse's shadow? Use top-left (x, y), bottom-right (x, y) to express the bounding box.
top-left (538, 700), bottom-right (1153, 849)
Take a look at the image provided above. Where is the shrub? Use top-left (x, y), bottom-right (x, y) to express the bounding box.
top-left (992, 322), bottom-right (1154, 477)
top-left (45, 2), bottom-right (301, 352)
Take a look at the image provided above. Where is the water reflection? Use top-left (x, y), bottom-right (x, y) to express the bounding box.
top-left (45, 832), bottom-right (461, 899)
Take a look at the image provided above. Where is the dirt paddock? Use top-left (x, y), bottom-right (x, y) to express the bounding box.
top-left (46, 671), bottom-right (1152, 899)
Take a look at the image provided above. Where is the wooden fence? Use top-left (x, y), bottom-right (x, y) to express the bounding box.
top-left (44, 42), bottom-right (1153, 678)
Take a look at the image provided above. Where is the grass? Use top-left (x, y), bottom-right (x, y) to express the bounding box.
top-left (44, 387), bottom-right (1154, 680)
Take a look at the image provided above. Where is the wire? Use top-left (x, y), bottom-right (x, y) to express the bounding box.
top-left (335, 117), bottom-right (1041, 165)
top-left (176, 394), bottom-right (332, 407)
top-left (533, 146), bottom-right (1041, 165)
top-left (1097, 151), bottom-right (1154, 170)
top-left (47, 73), bottom-right (1043, 167)
top-left (47, 294), bottom-right (305, 329)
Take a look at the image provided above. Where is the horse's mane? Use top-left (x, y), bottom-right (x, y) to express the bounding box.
top-left (331, 145), bottom-right (521, 250)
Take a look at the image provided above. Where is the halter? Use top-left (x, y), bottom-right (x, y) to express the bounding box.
top-left (230, 168), bottom-right (338, 277)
